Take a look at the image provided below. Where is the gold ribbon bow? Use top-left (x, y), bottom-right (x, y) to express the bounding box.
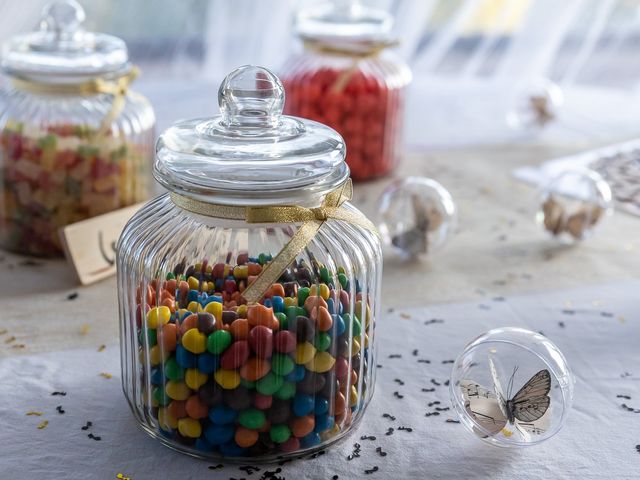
top-left (170, 179), bottom-right (378, 304)
top-left (10, 67), bottom-right (139, 140)
top-left (303, 38), bottom-right (399, 93)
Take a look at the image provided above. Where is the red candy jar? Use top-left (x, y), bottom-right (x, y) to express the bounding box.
top-left (281, 1), bottom-right (411, 181)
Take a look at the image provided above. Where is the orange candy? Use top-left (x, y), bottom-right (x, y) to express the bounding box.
top-left (161, 297), bottom-right (176, 312)
top-left (235, 427), bottom-right (259, 448)
top-left (179, 314), bottom-right (198, 334)
top-left (270, 283), bottom-right (285, 298)
top-left (158, 323), bottom-right (177, 351)
top-left (240, 357), bottom-right (271, 381)
top-left (229, 318), bottom-right (249, 340)
top-left (247, 304), bottom-right (276, 328)
top-left (167, 400), bottom-right (187, 419)
top-left (334, 392), bottom-right (347, 417)
top-left (312, 306), bottom-right (333, 331)
top-left (185, 395), bottom-right (209, 419)
top-left (247, 263), bottom-right (262, 276)
top-left (291, 415), bottom-right (315, 438)
top-left (304, 295), bottom-right (328, 314)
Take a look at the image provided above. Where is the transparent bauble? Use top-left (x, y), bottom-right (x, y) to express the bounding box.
top-left (537, 169), bottom-right (613, 243)
top-left (377, 177), bottom-right (456, 259)
top-left (450, 327), bottom-right (575, 447)
top-left (118, 65), bottom-right (381, 461)
top-left (507, 79), bottom-right (564, 131)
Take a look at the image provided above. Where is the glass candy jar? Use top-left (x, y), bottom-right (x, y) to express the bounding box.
top-left (280, 1), bottom-right (411, 181)
top-left (0, 0), bottom-right (155, 256)
top-left (117, 66), bottom-right (382, 460)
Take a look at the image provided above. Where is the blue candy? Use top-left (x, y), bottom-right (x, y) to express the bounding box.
top-left (175, 345), bottom-right (197, 369)
top-left (263, 298), bottom-right (272, 308)
top-left (293, 394), bottom-right (315, 417)
top-left (215, 279), bottom-right (224, 291)
top-left (300, 432), bottom-right (321, 448)
top-left (209, 405), bottom-right (237, 425)
top-left (334, 314), bottom-right (345, 336)
top-left (314, 415), bottom-right (334, 433)
top-left (271, 296), bottom-right (284, 313)
top-left (195, 437), bottom-right (213, 452)
top-left (219, 441), bottom-right (247, 457)
top-left (204, 424), bottom-right (235, 445)
top-left (314, 397), bottom-right (329, 415)
top-left (284, 364), bottom-right (306, 382)
top-left (197, 353), bottom-right (220, 374)
top-left (150, 367), bottom-right (164, 385)
top-left (202, 295), bottom-right (222, 306)
top-left (326, 298), bottom-right (335, 315)
top-left (187, 290), bottom-right (199, 303)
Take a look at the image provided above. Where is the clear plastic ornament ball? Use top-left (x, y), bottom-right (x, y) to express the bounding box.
top-left (507, 78), bottom-right (564, 131)
top-left (450, 327), bottom-right (575, 448)
top-left (537, 168), bottom-right (613, 243)
top-left (377, 177), bottom-right (456, 259)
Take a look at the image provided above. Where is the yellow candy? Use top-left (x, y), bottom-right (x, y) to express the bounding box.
top-left (349, 385), bottom-right (358, 407)
top-left (178, 417), bottom-right (202, 438)
top-left (214, 369), bottom-right (241, 389)
top-left (295, 342), bottom-right (316, 364)
top-left (355, 301), bottom-right (371, 328)
top-left (320, 422), bottom-right (341, 441)
top-left (223, 265), bottom-right (232, 277)
top-left (233, 265), bottom-right (248, 279)
top-left (177, 308), bottom-right (190, 319)
top-left (237, 304), bottom-right (247, 318)
top-left (351, 338), bottom-right (361, 356)
top-left (165, 381), bottom-right (191, 401)
top-left (194, 262), bottom-right (202, 271)
top-left (185, 368), bottom-right (208, 390)
top-left (158, 407), bottom-right (178, 430)
top-left (182, 328), bottom-right (207, 354)
top-left (283, 297), bottom-right (296, 308)
top-left (305, 351), bottom-right (335, 373)
top-left (205, 301), bottom-right (222, 322)
top-left (310, 284), bottom-right (330, 300)
top-left (147, 306), bottom-right (171, 329)
top-left (206, 265), bottom-right (213, 274)
top-left (187, 276), bottom-right (200, 290)
top-left (149, 345), bottom-right (170, 366)
top-left (364, 333), bottom-right (370, 348)
top-left (187, 301), bottom-right (203, 313)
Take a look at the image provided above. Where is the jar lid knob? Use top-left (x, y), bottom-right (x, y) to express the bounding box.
top-left (218, 65), bottom-right (285, 129)
top-left (41, 0), bottom-right (86, 41)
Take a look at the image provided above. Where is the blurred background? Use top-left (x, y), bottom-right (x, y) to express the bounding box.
top-left (3, 0), bottom-right (640, 148)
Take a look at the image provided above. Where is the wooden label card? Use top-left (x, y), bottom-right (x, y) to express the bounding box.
top-left (59, 203), bottom-right (145, 285)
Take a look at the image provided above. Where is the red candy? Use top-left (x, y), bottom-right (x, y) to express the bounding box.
top-left (249, 325), bottom-right (273, 359)
top-left (220, 340), bottom-right (250, 369)
top-left (274, 330), bottom-right (296, 353)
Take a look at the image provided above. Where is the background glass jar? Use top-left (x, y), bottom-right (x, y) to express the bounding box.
top-left (280, 1), bottom-right (411, 181)
top-left (118, 66), bottom-right (382, 460)
top-left (0, 1), bottom-right (155, 257)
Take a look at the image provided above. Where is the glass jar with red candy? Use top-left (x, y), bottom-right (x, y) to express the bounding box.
top-left (0, 1), bottom-right (155, 256)
top-left (280, 0), bottom-right (411, 181)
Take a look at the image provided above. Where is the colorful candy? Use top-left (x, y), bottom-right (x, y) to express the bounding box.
top-left (133, 254), bottom-right (373, 458)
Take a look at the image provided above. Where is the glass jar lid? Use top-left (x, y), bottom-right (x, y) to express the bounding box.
top-left (295, 0), bottom-right (394, 48)
top-left (1, 0), bottom-right (130, 82)
top-left (155, 65), bottom-right (349, 206)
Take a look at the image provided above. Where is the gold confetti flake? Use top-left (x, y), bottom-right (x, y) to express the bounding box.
top-left (100, 372), bottom-right (113, 379)
top-left (97, 344), bottom-right (106, 352)
top-left (80, 324), bottom-right (90, 335)
top-left (116, 474), bottom-right (132, 480)
top-left (501, 428), bottom-right (513, 437)
top-left (37, 420), bottom-right (49, 429)
top-left (4, 335), bottom-right (16, 344)
top-left (26, 411), bottom-right (43, 416)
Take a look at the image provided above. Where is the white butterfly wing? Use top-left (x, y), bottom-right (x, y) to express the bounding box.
top-left (512, 369), bottom-right (551, 422)
top-left (516, 404), bottom-right (552, 438)
top-left (460, 379), bottom-right (507, 436)
top-left (488, 357), bottom-right (508, 418)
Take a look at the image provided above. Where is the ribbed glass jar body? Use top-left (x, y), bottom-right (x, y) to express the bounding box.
top-left (281, 49), bottom-right (410, 181)
top-left (0, 86), bottom-right (155, 256)
top-left (117, 193), bottom-right (381, 461)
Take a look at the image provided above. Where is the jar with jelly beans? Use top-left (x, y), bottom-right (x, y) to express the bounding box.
top-left (280, 0), bottom-right (411, 181)
top-left (0, 0), bottom-right (155, 256)
top-left (117, 66), bottom-right (382, 460)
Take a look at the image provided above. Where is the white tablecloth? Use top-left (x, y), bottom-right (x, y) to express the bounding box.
top-left (1, 281), bottom-right (638, 479)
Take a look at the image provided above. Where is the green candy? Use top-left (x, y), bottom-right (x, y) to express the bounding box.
top-left (274, 381), bottom-right (296, 400)
top-left (297, 307), bottom-right (307, 317)
top-left (166, 272), bottom-right (176, 280)
top-left (298, 287), bottom-right (310, 307)
top-left (139, 328), bottom-right (157, 347)
top-left (258, 253), bottom-right (270, 265)
top-left (269, 424), bottom-right (291, 443)
top-left (256, 372), bottom-right (284, 396)
top-left (207, 330), bottom-right (232, 355)
top-left (238, 408), bottom-right (266, 429)
top-left (319, 266), bottom-right (330, 284)
top-left (152, 386), bottom-right (170, 406)
top-left (240, 378), bottom-right (256, 389)
top-left (164, 357), bottom-right (184, 381)
top-left (275, 312), bottom-right (287, 329)
top-left (271, 354), bottom-right (294, 376)
top-left (337, 272), bottom-right (348, 289)
top-left (351, 317), bottom-right (362, 336)
top-left (285, 306), bottom-right (298, 325)
top-left (314, 332), bottom-right (331, 352)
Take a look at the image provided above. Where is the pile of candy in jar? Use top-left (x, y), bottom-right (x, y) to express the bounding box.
top-left (137, 253), bottom-right (372, 457)
top-left (0, 121), bottom-right (148, 256)
top-left (283, 70), bottom-right (403, 181)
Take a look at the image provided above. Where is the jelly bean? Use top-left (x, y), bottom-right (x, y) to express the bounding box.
top-left (334, 357), bottom-right (349, 379)
top-left (254, 393), bottom-right (273, 410)
top-left (149, 345), bottom-right (170, 366)
top-left (271, 353), bottom-right (295, 377)
top-left (147, 306), bottom-right (171, 329)
top-left (247, 263), bottom-right (262, 276)
top-left (313, 306), bottom-right (333, 331)
top-left (187, 276), bottom-right (200, 291)
top-left (247, 304), bottom-right (276, 328)
top-left (150, 367), bottom-right (164, 385)
top-left (222, 310), bottom-right (238, 325)
top-left (256, 372), bottom-right (284, 396)
top-left (267, 399), bottom-right (291, 424)
top-left (293, 394), bottom-right (315, 417)
top-left (240, 378), bottom-right (256, 389)
top-left (314, 397), bottom-right (329, 415)
top-left (314, 414), bottom-right (334, 433)
top-left (349, 385), bottom-right (359, 407)
top-left (351, 337), bottom-right (361, 356)
top-left (207, 329), bottom-right (232, 355)
top-left (300, 431), bottom-right (321, 448)
top-left (214, 369), bottom-right (241, 390)
top-left (240, 357), bottom-right (270, 381)
top-left (295, 316), bottom-right (315, 343)
top-left (274, 330), bottom-right (296, 354)
top-left (153, 386), bottom-right (171, 406)
top-left (194, 437), bottom-right (213, 452)
top-left (205, 424), bottom-right (235, 445)
top-left (178, 417), bottom-right (202, 438)
top-left (197, 352), bottom-right (220, 374)
top-left (274, 381), bottom-right (296, 400)
top-left (209, 405), bottom-right (237, 424)
top-left (158, 407), bottom-right (178, 430)
top-left (140, 328), bottom-right (157, 347)
top-left (292, 416), bottom-right (315, 438)
top-left (304, 295), bottom-right (328, 314)
top-left (238, 408), bottom-right (266, 429)
top-left (164, 357), bottom-right (184, 381)
top-left (224, 386), bottom-right (253, 410)
top-left (337, 273), bottom-right (348, 289)
top-left (285, 364), bottom-right (306, 382)
top-left (306, 351), bottom-right (336, 373)
top-left (158, 323), bottom-right (177, 351)
top-left (182, 328), bottom-right (207, 354)
top-left (310, 284), bottom-right (330, 300)
top-left (167, 400), bottom-right (187, 419)
top-left (271, 295), bottom-right (285, 313)
top-left (279, 436), bottom-right (301, 453)
top-left (297, 287), bottom-right (310, 307)
top-left (270, 424), bottom-right (291, 443)
top-left (295, 342), bottom-right (316, 364)
top-left (297, 372), bottom-right (325, 395)
top-left (235, 426), bottom-right (259, 448)
top-left (248, 325), bottom-right (273, 359)
top-left (185, 368), bottom-right (208, 390)
top-left (165, 381), bottom-right (191, 401)
top-left (196, 312), bottom-right (216, 334)
top-left (219, 441), bottom-right (246, 457)
top-left (220, 340), bottom-right (250, 369)
top-left (326, 297), bottom-right (335, 315)
top-left (233, 265), bottom-right (248, 279)
top-left (229, 318), bottom-right (249, 340)
top-left (314, 332), bottom-right (331, 351)
top-left (185, 395), bottom-right (209, 419)
top-left (187, 300), bottom-right (203, 313)
top-left (179, 314), bottom-right (198, 334)
top-left (175, 344), bottom-right (197, 369)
